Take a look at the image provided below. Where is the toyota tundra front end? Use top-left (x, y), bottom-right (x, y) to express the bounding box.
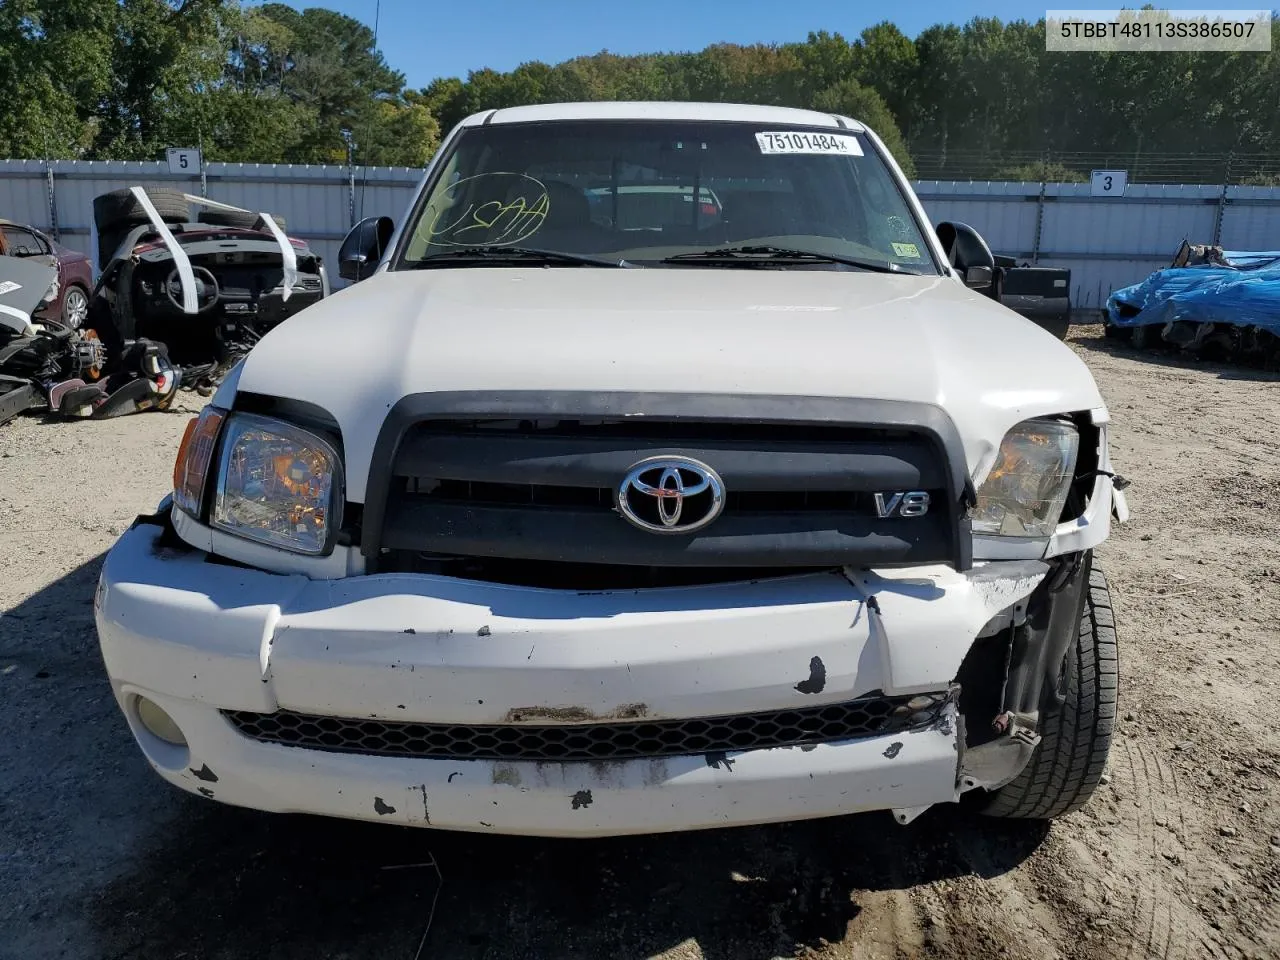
top-left (95, 102), bottom-right (1128, 837)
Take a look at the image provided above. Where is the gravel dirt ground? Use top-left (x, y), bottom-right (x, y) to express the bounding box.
top-left (2, 327), bottom-right (1278, 960)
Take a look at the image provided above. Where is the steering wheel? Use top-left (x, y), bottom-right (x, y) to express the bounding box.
top-left (164, 265), bottom-right (220, 314)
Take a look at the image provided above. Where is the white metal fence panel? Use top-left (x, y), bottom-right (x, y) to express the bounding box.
top-left (1220, 186), bottom-right (1280, 251)
top-left (44, 161), bottom-right (196, 260)
top-left (2, 159), bottom-right (1279, 311)
top-left (913, 181), bottom-right (1042, 257)
top-left (1033, 184), bottom-right (1222, 311)
top-left (206, 164), bottom-right (351, 271)
top-left (0, 159), bottom-right (56, 228)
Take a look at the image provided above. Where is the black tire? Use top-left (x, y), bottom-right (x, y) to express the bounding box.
top-left (94, 188), bottom-right (190, 268)
top-left (983, 564), bottom-right (1118, 820)
top-left (1130, 324), bottom-right (1155, 350)
top-left (96, 226), bottom-right (132, 270)
top-left (93, 187), bottom-right (189, 233)
top-left (197, 209), bottom-right (286, 232)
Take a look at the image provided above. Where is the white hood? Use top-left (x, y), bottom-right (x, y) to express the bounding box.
top-left (231, 268), bottom-right (1105, 503)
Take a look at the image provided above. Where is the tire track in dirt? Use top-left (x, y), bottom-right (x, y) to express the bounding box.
top-left (1124, 737), bottom-right (1178, 960)
top-left (1102, 675), bottom-right (1234, 960)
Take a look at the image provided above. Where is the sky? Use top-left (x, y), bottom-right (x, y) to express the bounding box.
top-left (275, 0), bottom-right (1276, 91)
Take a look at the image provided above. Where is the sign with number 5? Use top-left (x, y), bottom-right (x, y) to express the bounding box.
top-left (166, 147), bottom-right (202, 176)
top-left (1090, 169), bottom-right (1128, 197)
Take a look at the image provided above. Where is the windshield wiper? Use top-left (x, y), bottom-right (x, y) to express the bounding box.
top-left (410, 246), bottom-right (632, 268)
top-left (658, 245), bottom-right (907, 273)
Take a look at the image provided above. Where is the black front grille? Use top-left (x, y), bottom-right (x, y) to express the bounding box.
top-left (406, 477), bottom-right (875, 514)
top-left (365, 395), bottom-right (968, 576)
top-left (385, 554), bottom-right (829, 589)
top-left (222, 691), bottom-right (951, 762)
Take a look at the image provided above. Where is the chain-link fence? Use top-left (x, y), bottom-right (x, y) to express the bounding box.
top-left (2, 158), bottom-right (1279, 312)
top-left (909, 150), bottom-right (1280, 186)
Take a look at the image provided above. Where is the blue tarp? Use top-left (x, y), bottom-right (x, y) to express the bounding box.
top-left (1105, 250), bottom-right (1280, 335)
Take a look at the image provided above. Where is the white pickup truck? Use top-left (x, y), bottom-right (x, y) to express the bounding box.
top-left (94, 102), bottom-right (1128, 837)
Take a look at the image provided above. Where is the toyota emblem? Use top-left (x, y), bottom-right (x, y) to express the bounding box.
top-left (617, 457), bottom-right (725, 534)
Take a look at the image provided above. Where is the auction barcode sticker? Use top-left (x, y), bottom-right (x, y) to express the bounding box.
top-left (0, 281), bottom-right (22, 295)
top-left (756, 132), bottom-right (863, 156)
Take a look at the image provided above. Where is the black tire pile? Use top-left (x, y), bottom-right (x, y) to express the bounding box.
top-left (93, 187), bottom-right (190, 269)
top-left (92, 187), bottom-right (288, 268)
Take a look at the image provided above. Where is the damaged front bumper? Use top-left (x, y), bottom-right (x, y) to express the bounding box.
top-left (95, 514), bottom-right (1051, 837)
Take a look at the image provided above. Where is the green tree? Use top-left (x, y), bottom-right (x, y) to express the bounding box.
top-left (992, 162), bottom-right (1086, 182)
top-left (786, 31), bottom-right (856, 102)
top-left (230, 3), bottom-right (429, 164)
top-left (93, 0), bottom-right (229, 159)
top-left (851, 23), bottom-right (918, 129)
top-left (0, 0), bottom-right (131, 157)
top-left (812, 78), bottom-right (916, 176)
top-left (3, 4), bottom-right (1278, 180)
top-left (418, 76), bottom-right (468, 135)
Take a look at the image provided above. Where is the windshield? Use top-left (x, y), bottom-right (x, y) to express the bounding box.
top-left (397, 120), bottom-right (939, 273)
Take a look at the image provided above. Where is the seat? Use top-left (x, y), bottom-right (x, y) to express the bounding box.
top-left (719, 191), bottom-right (802, 241)
top-left (538, 180), bottom-right (592, 231)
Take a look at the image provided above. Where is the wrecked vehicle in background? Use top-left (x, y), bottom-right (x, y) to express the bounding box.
top-left (1, 219), bottom-right (95, 328)
top-left (1104, 241), bottom-right (1280, 367)
top-left (0, 255), bottom-right (176, 424)
top-left (993, 256), bottom-right (1072, 340)
top-left (89, 187), bottom-right (329, 392)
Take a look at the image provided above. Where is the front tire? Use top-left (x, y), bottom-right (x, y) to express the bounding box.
top-left (983, 564), bottom-right (1118, 819)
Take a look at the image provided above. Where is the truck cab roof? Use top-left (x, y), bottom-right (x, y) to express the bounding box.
top-left (464, 101), bottom-right (867, 131)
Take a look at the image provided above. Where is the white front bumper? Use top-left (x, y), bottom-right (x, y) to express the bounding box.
top-left (95, 519), bottom-right (1047, 837)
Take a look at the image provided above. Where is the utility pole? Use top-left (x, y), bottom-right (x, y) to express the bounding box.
top-left (342, 129), bottom-right (356, 227)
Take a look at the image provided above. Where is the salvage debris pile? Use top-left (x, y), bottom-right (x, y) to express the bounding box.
top-left (0, 187), bottom-right (327, 424)
top-left (1103, 241), bottom-right (1280, 369)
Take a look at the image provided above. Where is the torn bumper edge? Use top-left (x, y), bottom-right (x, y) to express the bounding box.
top-left (116, 681), bottom-right (964, 837)
top-left (95, 515), bottom-right (1049, 836)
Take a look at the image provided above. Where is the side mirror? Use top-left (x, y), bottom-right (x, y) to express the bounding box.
top-left (339, 216), bottom-right (395, 282)
top-left (964, 265), bottom-right (993, 287)
top-left (936, 221), bottom-right (996, 295)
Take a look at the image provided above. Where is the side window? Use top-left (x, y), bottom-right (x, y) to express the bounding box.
top-left (2, 226), bottom-right (44, 257)
top-left (406, 149), bottom-right (464, 259)
top-left (845, 159), bottom-right (929, 265)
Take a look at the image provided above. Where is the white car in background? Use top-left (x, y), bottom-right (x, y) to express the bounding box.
top-left (95, 101), bottom-right (1128, 837)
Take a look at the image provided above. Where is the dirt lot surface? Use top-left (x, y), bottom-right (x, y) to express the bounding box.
top-left (2, 327), bottom-right (1278, 960)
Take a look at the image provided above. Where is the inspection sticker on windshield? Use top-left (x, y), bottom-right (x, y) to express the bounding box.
top-left (0, 281), bottom-right (21, 296)
top-left (755, 131), bottom-right (863, 156)
top-left (891, 242), bottom-right (921, 259)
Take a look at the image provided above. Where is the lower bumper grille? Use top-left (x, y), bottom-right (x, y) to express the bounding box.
top-left (222, 691), bottom-right (952, 763)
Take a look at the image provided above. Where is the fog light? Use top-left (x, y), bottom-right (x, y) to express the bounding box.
top-left (136, 697), bottom-right (187, 746)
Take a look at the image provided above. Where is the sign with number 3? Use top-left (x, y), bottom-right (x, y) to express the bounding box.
top-left (1090, 170), bottom-right (1128, 197)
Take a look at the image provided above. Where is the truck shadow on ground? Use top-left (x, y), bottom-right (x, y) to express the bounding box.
top-left (87, 802), bottom-right (1049, 960)
top-left (4, 554), bottom-right (1049, 960)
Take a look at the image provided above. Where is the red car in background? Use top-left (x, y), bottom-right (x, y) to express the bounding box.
top-left (0, 219), bottom-right (94, 328)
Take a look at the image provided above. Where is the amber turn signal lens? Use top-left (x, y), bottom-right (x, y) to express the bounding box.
top-left (173, 406), bottom-right (227, 517)
top-left (173, 418), bottom-right (199, 491)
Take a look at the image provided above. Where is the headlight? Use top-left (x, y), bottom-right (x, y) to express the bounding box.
top-left (210, 414), bottom-right (342, 555)
top-left (972, 418), bottom-right (1079, 538)
top-left (173, 405), bottom-right (227, 516)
